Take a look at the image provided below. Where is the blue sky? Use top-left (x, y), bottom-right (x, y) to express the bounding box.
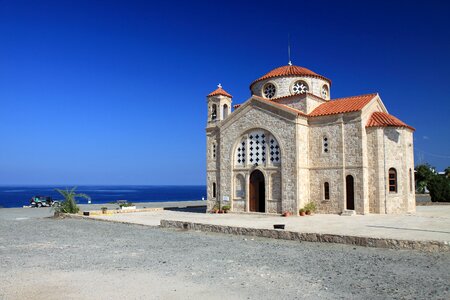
top-left (0, 0), bottom-right (449, 185)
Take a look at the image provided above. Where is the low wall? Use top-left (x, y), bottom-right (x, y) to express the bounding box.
top-left (160, 219), bottom-right (450, 252)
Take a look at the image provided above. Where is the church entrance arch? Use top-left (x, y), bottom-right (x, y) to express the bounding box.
top-left (346, 175), bottom-right (355, 210)
top-left (249, 170), bottom-right (265, 212)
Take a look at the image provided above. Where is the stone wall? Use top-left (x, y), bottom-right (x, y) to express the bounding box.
top-left (206, 89), bottom-right (415, 215)
top-left (276, 96), bottom-right (307, 112)
top-left (365, 127), bottom-right (416, 214)
top-left (218, 100), bottom-right (299, 214)
top-left (251, 76), bottom-right (330, 100)
top-left (383, 127), bottom-right (415, 213)
top-left (296, 121), bottom-right (310, 211)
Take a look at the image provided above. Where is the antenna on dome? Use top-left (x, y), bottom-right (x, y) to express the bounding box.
top-left (288, 33), bottom-right (292, 66)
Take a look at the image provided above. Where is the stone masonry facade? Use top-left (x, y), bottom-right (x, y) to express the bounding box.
top-left (206, 64), bottom-right (415, 215)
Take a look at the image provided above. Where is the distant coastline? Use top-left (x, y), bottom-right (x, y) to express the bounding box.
top-left (0, 185), bottom-right (206, 208)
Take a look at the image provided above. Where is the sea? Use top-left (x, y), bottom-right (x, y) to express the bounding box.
top-left (0, 185), bottom-right (207, 208)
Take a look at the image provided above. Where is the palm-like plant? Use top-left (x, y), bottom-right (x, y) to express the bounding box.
top-left (54, 187), bottom-right (90, 214)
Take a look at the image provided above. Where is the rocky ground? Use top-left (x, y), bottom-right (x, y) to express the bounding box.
top-left (0, 211), bottom-right (449, 299)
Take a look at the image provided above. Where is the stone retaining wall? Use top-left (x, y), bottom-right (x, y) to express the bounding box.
top-left (160, 219), bottom-right (450, 252)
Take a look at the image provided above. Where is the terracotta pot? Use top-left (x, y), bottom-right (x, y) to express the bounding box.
top-left (218, 210), bottom-right (224, 214)
top-left (282, 211), bottom-right (291, 217)
top-left (300, 211), bottom-right (306, 216)
top-left (305, 210), bottom-right (311, 215)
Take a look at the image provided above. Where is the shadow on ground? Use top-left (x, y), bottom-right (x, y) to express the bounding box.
top-left (164, 205), bottom-right (207, 213)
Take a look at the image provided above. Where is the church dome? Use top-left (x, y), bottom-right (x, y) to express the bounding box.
top-left (250, 64), bottom-right (332, 100)
top-left (250, 65), bottom-right (331, 87)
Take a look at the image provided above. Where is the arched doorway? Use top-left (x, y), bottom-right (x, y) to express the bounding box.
top-left (346, 175), bottom-right (355, 210)
top-left (250, 170), bottom-right (265, 212)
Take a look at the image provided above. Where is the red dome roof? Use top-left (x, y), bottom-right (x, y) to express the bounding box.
top-left (250, 65), bottom-right (331, 87)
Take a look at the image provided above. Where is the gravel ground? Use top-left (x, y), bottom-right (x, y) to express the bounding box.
top-left (0, 215), bottom-right (449, 300)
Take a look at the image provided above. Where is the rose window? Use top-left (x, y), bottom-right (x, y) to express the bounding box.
top-left (292, 81), bottom-right (309, 94)
top-left (321, 85), bottom-right (328, 98)
top-left (263, 83), bottom-right (276, 99)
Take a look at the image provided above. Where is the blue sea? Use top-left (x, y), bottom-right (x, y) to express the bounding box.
top-left (0, 185), bottom-right (207, 208)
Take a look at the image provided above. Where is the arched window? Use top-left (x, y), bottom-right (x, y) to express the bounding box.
top-left (212, 182), bottom-right (216, 198)
top-left (323, 136), bottom-right (329, 153)
top-left (324, 182), bottom-right (330, 200)
top-left (389, 168), bottom-right (397, 193)
top-left (234, 130), bottom-right (281, 167)
top-left (292, 80), bottom-right (309, 94)
top-left (321, 85), bottom-right (329, 99)
top-left (223, 104), bottom-right (228, 119)
top-left (211, 104), bottom-right (217, 121)
top-left (263, 83), bottom-right (276, 99)
top-left (409, 168), bottom-right (413, 193)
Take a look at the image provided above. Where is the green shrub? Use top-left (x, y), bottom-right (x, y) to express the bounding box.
top-left (428, 176), bottom-right (450, 202)
top-left (222, 205), bottom-right (231, 211)
top-left (54, 187), bottom-right (90, 214)
top-left (304, 202), bottom-right (317, 212)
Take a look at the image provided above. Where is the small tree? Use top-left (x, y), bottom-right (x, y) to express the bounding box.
top-left (428, 176), bottom-right (450, 202)
top-left (415, 164), bottom-right (435, 193)
top-left (445, 166), bottom-right (450, 178)
top-left (54, 187), bottom-right (90, 214)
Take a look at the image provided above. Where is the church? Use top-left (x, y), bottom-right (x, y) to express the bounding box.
top-left (206, 63), bottom-right (415, 215)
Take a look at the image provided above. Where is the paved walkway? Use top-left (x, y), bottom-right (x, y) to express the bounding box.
top-left (89, 206), bottom-right (450, 245)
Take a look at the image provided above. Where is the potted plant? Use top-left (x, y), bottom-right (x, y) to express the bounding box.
top-left (101, 207), bottom-right (108, 214)
top-left (299, 208), bottom-right (306, 216)
top-left (211, 204), bottom-right (219, 213)
top-left (282, 211), bottom-right (292, 217)
top-left (222, 205), bottom-right (231, 213)
top-left (304, 202), bottom-right (317, 216)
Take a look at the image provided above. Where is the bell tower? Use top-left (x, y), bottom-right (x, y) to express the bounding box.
top-left (205, 84), bottom-right (232, 211)
top-left (206, 84), bottom-right (232, 127)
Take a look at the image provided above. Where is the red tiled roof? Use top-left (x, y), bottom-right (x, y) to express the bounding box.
top-left (366, 112), bottom-right (415, 131)
top-left (250, 65), bottom-right (331, 87)
top-left (309, 93), bottom-right (377, 117)
top-left (207, 87), bottom-right (232, 98)
top-left (233, 104), bottom-right (241, 109)
top-left (253, 95), bottom-right (307, 116)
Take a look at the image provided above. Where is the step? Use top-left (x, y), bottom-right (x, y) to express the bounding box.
top-left (341, 210), bottom-right (356, 216)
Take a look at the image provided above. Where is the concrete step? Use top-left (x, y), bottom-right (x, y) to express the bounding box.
top-left (341, 210), bottom-right (356, 216)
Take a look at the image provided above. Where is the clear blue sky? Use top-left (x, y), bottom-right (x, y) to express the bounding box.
top-left (0, 0), bottom-right (449, 185)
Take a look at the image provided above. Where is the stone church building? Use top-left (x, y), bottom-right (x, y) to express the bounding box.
top-left (206, 63), bottom-right (415, 215)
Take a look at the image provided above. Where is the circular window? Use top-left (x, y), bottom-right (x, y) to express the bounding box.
top-left (321, 85), bottom-right (329, 98)
top-left (263, 83), bottom-right (276, 99)
top-left (292, 81), bottom-right (309, 94)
